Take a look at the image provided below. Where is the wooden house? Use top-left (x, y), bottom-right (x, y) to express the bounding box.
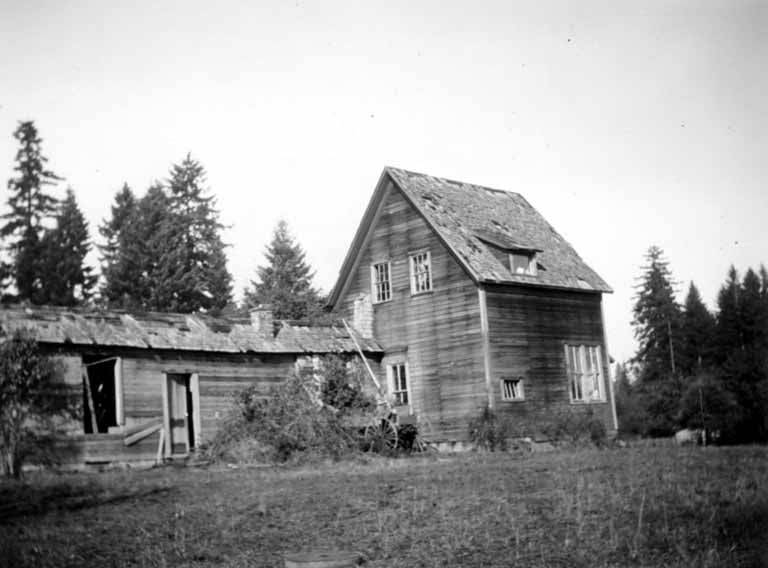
top-left (329, 167), bottom-right (617, 442)
top-left (0, 305), bottom-right (381, 467)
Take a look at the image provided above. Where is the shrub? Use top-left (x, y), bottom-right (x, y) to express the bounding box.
top-left (0, 329), bottom-right (79, 477)
top-left (468, 407), bottom-right (510, 451)
top-left (540, 408), bottom-right (607, 446)
top-left (205, 355), bottom-right (377, 464)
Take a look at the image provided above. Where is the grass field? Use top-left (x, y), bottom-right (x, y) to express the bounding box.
top-left (1, 445), bottom-right (767, 567)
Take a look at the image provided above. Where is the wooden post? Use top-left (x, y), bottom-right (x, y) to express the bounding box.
top-left (82, 368), bottom-right (97, 433)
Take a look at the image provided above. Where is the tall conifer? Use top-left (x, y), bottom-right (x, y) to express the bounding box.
top-left (39, 189), bottom-right (96, 306)
top-left (244, 220), bottom-right (323, 321)
top-left (2, 121), bottom-right (60, 301)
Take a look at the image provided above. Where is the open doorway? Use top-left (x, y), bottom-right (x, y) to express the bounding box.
top-left (82, 356), bottom-right (122, 434)
top-left (165, 373), bottom-right (197, 456)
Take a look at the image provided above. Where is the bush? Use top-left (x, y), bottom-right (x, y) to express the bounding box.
top-left (0, 329), bottom-right (79, 478)
top-left (468, 407), bottom-right (510, 451)
top-left (205, 355), bottom-right (378, 464)
top-left (541, 408), bottom-right (607, 447)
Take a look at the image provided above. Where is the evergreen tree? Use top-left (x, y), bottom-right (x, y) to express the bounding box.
top-left (100, 183), bottom-right (170, 310)
top-left (614, 362), bottom-right (644, 436)
top-left (714, 266), bottom-right (742, 363)
top-left (98, 183), bottom-right (136, 274)
top-left (631, 246), bottom-right (684, 435)
top-left (150, 154), bottom-right (232, 312)
top-left (245, 220), bottom-right (323, 321)
top-left (38, 188), bottom-right (96, 306)
top-left (679, 282), bottom-right (715, 376)
top-left (2, 121), bottom-right (60, 301)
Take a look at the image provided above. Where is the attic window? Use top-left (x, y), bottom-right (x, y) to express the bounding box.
top-left (511, 252), bottom-right (537, 276)
top-left (371, 262), bottom-right (392, 303)
top-left (409, 251), bottom-right (432, 294)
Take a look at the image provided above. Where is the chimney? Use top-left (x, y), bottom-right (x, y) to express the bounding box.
top-left (250, 304), bottom-right (274, 337)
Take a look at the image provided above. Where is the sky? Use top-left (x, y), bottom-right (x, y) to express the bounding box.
top-left (0, 0), bottom-right (766, 362)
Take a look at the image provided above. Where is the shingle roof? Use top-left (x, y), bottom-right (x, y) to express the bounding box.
top-left (329, 167), bottom-right (611, 304)
top-left (0, 306), bottom-right (382, 354)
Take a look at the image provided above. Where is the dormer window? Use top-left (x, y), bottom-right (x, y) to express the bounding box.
top-left (510, 252), bottom-right (537, 276)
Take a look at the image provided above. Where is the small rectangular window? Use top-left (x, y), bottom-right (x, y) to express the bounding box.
top-left (500, 377), bottom-right (524, 401)
top-left (371, 262), bottom-right (391, 303)
top-left (409, 251), bottom-right (432, 294)
top-left (511, 252), bottom-right (537, 275)
top-left (389, 363), bottom-right (409, 405)
top-left (564, 344), bottom-right (604, 402)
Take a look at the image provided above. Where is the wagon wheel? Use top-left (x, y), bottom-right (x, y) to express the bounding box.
top-left (363, 418), bottom-right (398, 453)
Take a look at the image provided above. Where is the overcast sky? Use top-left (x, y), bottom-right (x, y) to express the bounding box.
top-left (0, 0), bottom-right (765, 362)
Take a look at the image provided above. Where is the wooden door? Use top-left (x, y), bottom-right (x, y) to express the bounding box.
top-left (167, 374), bottom-right (190, 455)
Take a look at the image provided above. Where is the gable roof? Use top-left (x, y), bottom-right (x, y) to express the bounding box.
top-left (329, 167), bottom-right (611, 306)
top-left (0, 305), bottom-right (382, 354)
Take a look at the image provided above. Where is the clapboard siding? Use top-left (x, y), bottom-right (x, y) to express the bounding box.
top-left (485, 285), bottom-right (613, 430)
top-left (337, 184), bottom-right (486, 440)
top-left (40, 347), bottom-right (298, 466)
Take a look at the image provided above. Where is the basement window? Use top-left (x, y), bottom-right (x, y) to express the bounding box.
top-left (409, 251), bottom-right (432, 294)
top-left (565, 344), bottom-right (605, 402)
top-left (371, 261), bottom-right (392, 303)
top-left (510, 252), bottom-right (537, 276)
top-left (387, 363), bottom-right (409, 406)
top-left (500, 377), bottom-right (525, 401)
top-left (82, 357), bottom-right (123, 433)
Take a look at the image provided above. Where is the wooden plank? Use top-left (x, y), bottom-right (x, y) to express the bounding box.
top-left (82, 367), bottom-right (97, 434)
top-left (124, 419), bottom-right (163, 446)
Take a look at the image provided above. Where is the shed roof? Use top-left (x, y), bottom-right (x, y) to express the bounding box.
top-left (329, 167), bottom-right (611, 305)
top-left (0, 305), bottom-right (382, 354)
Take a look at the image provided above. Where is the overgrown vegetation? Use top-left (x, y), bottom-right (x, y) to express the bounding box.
top-left (0, 329), bottom-right (78, 478)
top-left (205, 355), bottom-right (376, 464)
top-left (623, 246), bottom-right (768, 443)
top-left (468, 406), bottom-right (607, 450)
top-left (2, 446), bottom-right (766, 566)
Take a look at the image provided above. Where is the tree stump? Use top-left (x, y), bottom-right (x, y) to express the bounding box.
top-left (283, 550), bottom-right (360, 568)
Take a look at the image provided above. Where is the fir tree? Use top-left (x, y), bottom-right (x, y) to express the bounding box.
top-left (101, 183), bottom-right (170, 310)
top-left (245, 220), bottom-right (323, 321)
top-left (2, 121), bottom-right (60, 301)
top-left (714, 266), bottom-right (742, 363)
top-left (679, 282), bottom-right (715, 376)
top-left (98, 183), bottom-right (137, 274)
top-left (38, 188), bottom-right (96, 306)
top-left (631, 246), bottom-right (684, 435)
top-left (151, 154), bottom-right (232, 312)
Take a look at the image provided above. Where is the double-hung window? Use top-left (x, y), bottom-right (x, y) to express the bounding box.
top-left (564, 344), bottom-right (605, 402)
top-left (409, 251), bottom-right (432, 294)
top-left (371, 262), bottom-right (391, 303)
top-left (388, 363), bottom-right (409, 405)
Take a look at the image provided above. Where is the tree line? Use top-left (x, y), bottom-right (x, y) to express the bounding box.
top-left (1, 120), bottom-right (322, 320)
top-left (618, 246), bottom-right (768, 444)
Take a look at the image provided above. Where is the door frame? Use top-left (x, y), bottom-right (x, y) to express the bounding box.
top-left (162, 372), bottom-right (200, 458)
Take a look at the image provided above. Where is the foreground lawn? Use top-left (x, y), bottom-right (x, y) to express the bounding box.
top-left (1, 445), bottom-right (767, 567)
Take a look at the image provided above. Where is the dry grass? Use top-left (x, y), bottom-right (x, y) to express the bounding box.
top-left (1, 445), bottom-right (767, 567)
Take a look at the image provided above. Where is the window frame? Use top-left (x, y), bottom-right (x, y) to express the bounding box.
top-left (564, 344), bottom-right (605, 403)
top-left (370, 261), bottom-right (392, 304)
top-left (386, 362), bottom-right (410, 407)
top-left (83, 356), bottom-right (124, 434)
top-left (510, 252), bottom-right (537, 276)
top-left (409, 250), bottom-right (433, 295)
top-left (500, 377), bottom-right (525, 402)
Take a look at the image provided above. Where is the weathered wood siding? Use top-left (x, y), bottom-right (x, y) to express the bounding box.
top-left (484, 285), bottom-right (614, 431)
top-left (44, 347), bottom-right (297, 466)
top-left (336, 183), bottom-right (486, 440)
